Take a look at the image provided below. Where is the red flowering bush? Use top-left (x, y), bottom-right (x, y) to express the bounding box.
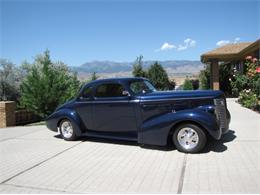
top-left (231, 56), bottom-right (260, 110)
top-left (245, 57), bottom-right (257, 78)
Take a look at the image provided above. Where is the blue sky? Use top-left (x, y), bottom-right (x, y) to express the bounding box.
top-left (1, 0), bottom-right (259, 66)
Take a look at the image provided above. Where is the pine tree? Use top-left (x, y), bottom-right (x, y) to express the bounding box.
top-left (132, 55), bottom-right (147, 77)
top-left (20, 50), bottom-right (80, 118)
top-left (147, 61), bottom-right (170, 90)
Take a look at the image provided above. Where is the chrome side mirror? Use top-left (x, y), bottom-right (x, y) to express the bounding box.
top-left (122, 90), bottom-right (131, 96)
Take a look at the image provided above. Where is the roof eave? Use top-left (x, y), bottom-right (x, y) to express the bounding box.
top-left (201, 53), bottom-right (239, 63)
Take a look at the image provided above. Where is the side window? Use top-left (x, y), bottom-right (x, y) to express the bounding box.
top-left (82, 86), bottom-right (92, 99)
top-left (95, 83), bottom-right (124, 98)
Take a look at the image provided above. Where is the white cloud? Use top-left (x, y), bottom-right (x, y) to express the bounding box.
top-left (156, 38), bottom-right (196, 52)
top-left (216, 37), bottom-right (241, 47)
top-left (177, 38), bottom-right (196, 51)
top-left (184, 38), bottom-right (196, 47)
top-left (216, 40), bottom-right (230, 47)
top-left (160, 42), bottom-right (176, 51)
top-left (177, 45), bottom-right (188, 51)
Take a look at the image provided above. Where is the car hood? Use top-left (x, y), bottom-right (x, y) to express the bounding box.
top-left (138, 90), bottom-right (224, 101)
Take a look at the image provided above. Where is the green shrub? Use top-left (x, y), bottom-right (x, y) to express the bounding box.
top-left (238, 89), bottom-right (258, 110)
top-left (252, 76), bottom-right (260, 98)
top-left (230, 74), bottom-right (249, 97)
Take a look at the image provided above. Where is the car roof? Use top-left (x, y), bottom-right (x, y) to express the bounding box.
top-left (86, 77), bottom-right (147, 85)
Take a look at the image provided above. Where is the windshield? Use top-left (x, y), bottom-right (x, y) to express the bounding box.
top-left (129, 80), bottom-right (157, 95)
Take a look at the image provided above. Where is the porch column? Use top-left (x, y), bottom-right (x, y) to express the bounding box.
top-left (210, 60), bottom-right (219, 90)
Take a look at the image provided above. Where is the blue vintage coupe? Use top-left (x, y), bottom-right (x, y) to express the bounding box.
top-left (46, 77), bottom-right (230, 153)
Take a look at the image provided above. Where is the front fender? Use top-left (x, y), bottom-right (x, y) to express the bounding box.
top-left (140, 109), bottom-right (220, 146)
top-left (46, 108), bottom-right (84, 136)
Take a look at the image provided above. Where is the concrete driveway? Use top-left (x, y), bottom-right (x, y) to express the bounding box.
top-left (0, 99), bottom-right (259, 193)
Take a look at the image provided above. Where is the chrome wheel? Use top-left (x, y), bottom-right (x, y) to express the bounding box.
top-left (177, 127), bottom-right (199, 150)
top-left (60, 120), bottom-right (74, 139)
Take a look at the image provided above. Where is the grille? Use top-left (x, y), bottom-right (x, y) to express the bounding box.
top-left (214, 98), bottom-right (228, 130)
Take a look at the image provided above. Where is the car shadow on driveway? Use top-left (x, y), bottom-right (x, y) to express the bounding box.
top-left (201, 129), bottom-right (237, 153)
top-left (53, 130), bottom-right (237, 153)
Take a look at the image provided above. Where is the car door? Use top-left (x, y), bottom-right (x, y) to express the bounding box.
top-left (92, 82), bottom-right (137, 133)
top-left (74, 85), bottom-right (94, 130)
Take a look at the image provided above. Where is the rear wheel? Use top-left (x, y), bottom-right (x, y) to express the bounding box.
top-left (172, 123), bottom-right (207, 153)
top-left (59, 119), bottom-right (77, 141)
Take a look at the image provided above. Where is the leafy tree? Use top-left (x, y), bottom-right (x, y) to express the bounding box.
top-left (132, 55), bottom-right (147, 77)
top-left (147, 61), bottom-right (170, 90)
top-left (20, 50), bottom-right (80, 118)
top-left (183, 78), bottom-right (193, 90)
top-left (0, 59), bottom-right (20, 101)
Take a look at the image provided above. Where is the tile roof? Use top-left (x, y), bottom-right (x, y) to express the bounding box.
top-left (203, 42), bottom-right (252, 56)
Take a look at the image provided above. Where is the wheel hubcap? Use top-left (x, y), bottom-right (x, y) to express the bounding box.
top-left (60, 121), bottom-right (73, 139)
top-left (177, 127), bottom-right (199, 150)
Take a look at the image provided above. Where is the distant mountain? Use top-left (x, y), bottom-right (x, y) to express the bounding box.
top-left (72, 60), bottom-right (204, 75)
top-left (74, 60), bottom-right (132, 73)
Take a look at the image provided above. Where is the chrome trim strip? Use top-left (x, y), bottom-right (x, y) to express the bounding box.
top-left (76, 96), bottom-right (213, 104)
top-left (77, 100), bottom-right (140, 104)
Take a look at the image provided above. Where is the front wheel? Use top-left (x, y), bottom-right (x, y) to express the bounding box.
top-left (172, 124), bottom-right (207, 153)
top-left (59, 119), bottom-right (77, 141)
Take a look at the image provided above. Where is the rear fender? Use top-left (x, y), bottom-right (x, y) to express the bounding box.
top-left (139, 109), bottom-right (220, 146)
top-left (46, 108), bottom-right (84, 136)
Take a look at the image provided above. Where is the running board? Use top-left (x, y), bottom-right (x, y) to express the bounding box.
top-left (82, 130), bottom-right (138, 142)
